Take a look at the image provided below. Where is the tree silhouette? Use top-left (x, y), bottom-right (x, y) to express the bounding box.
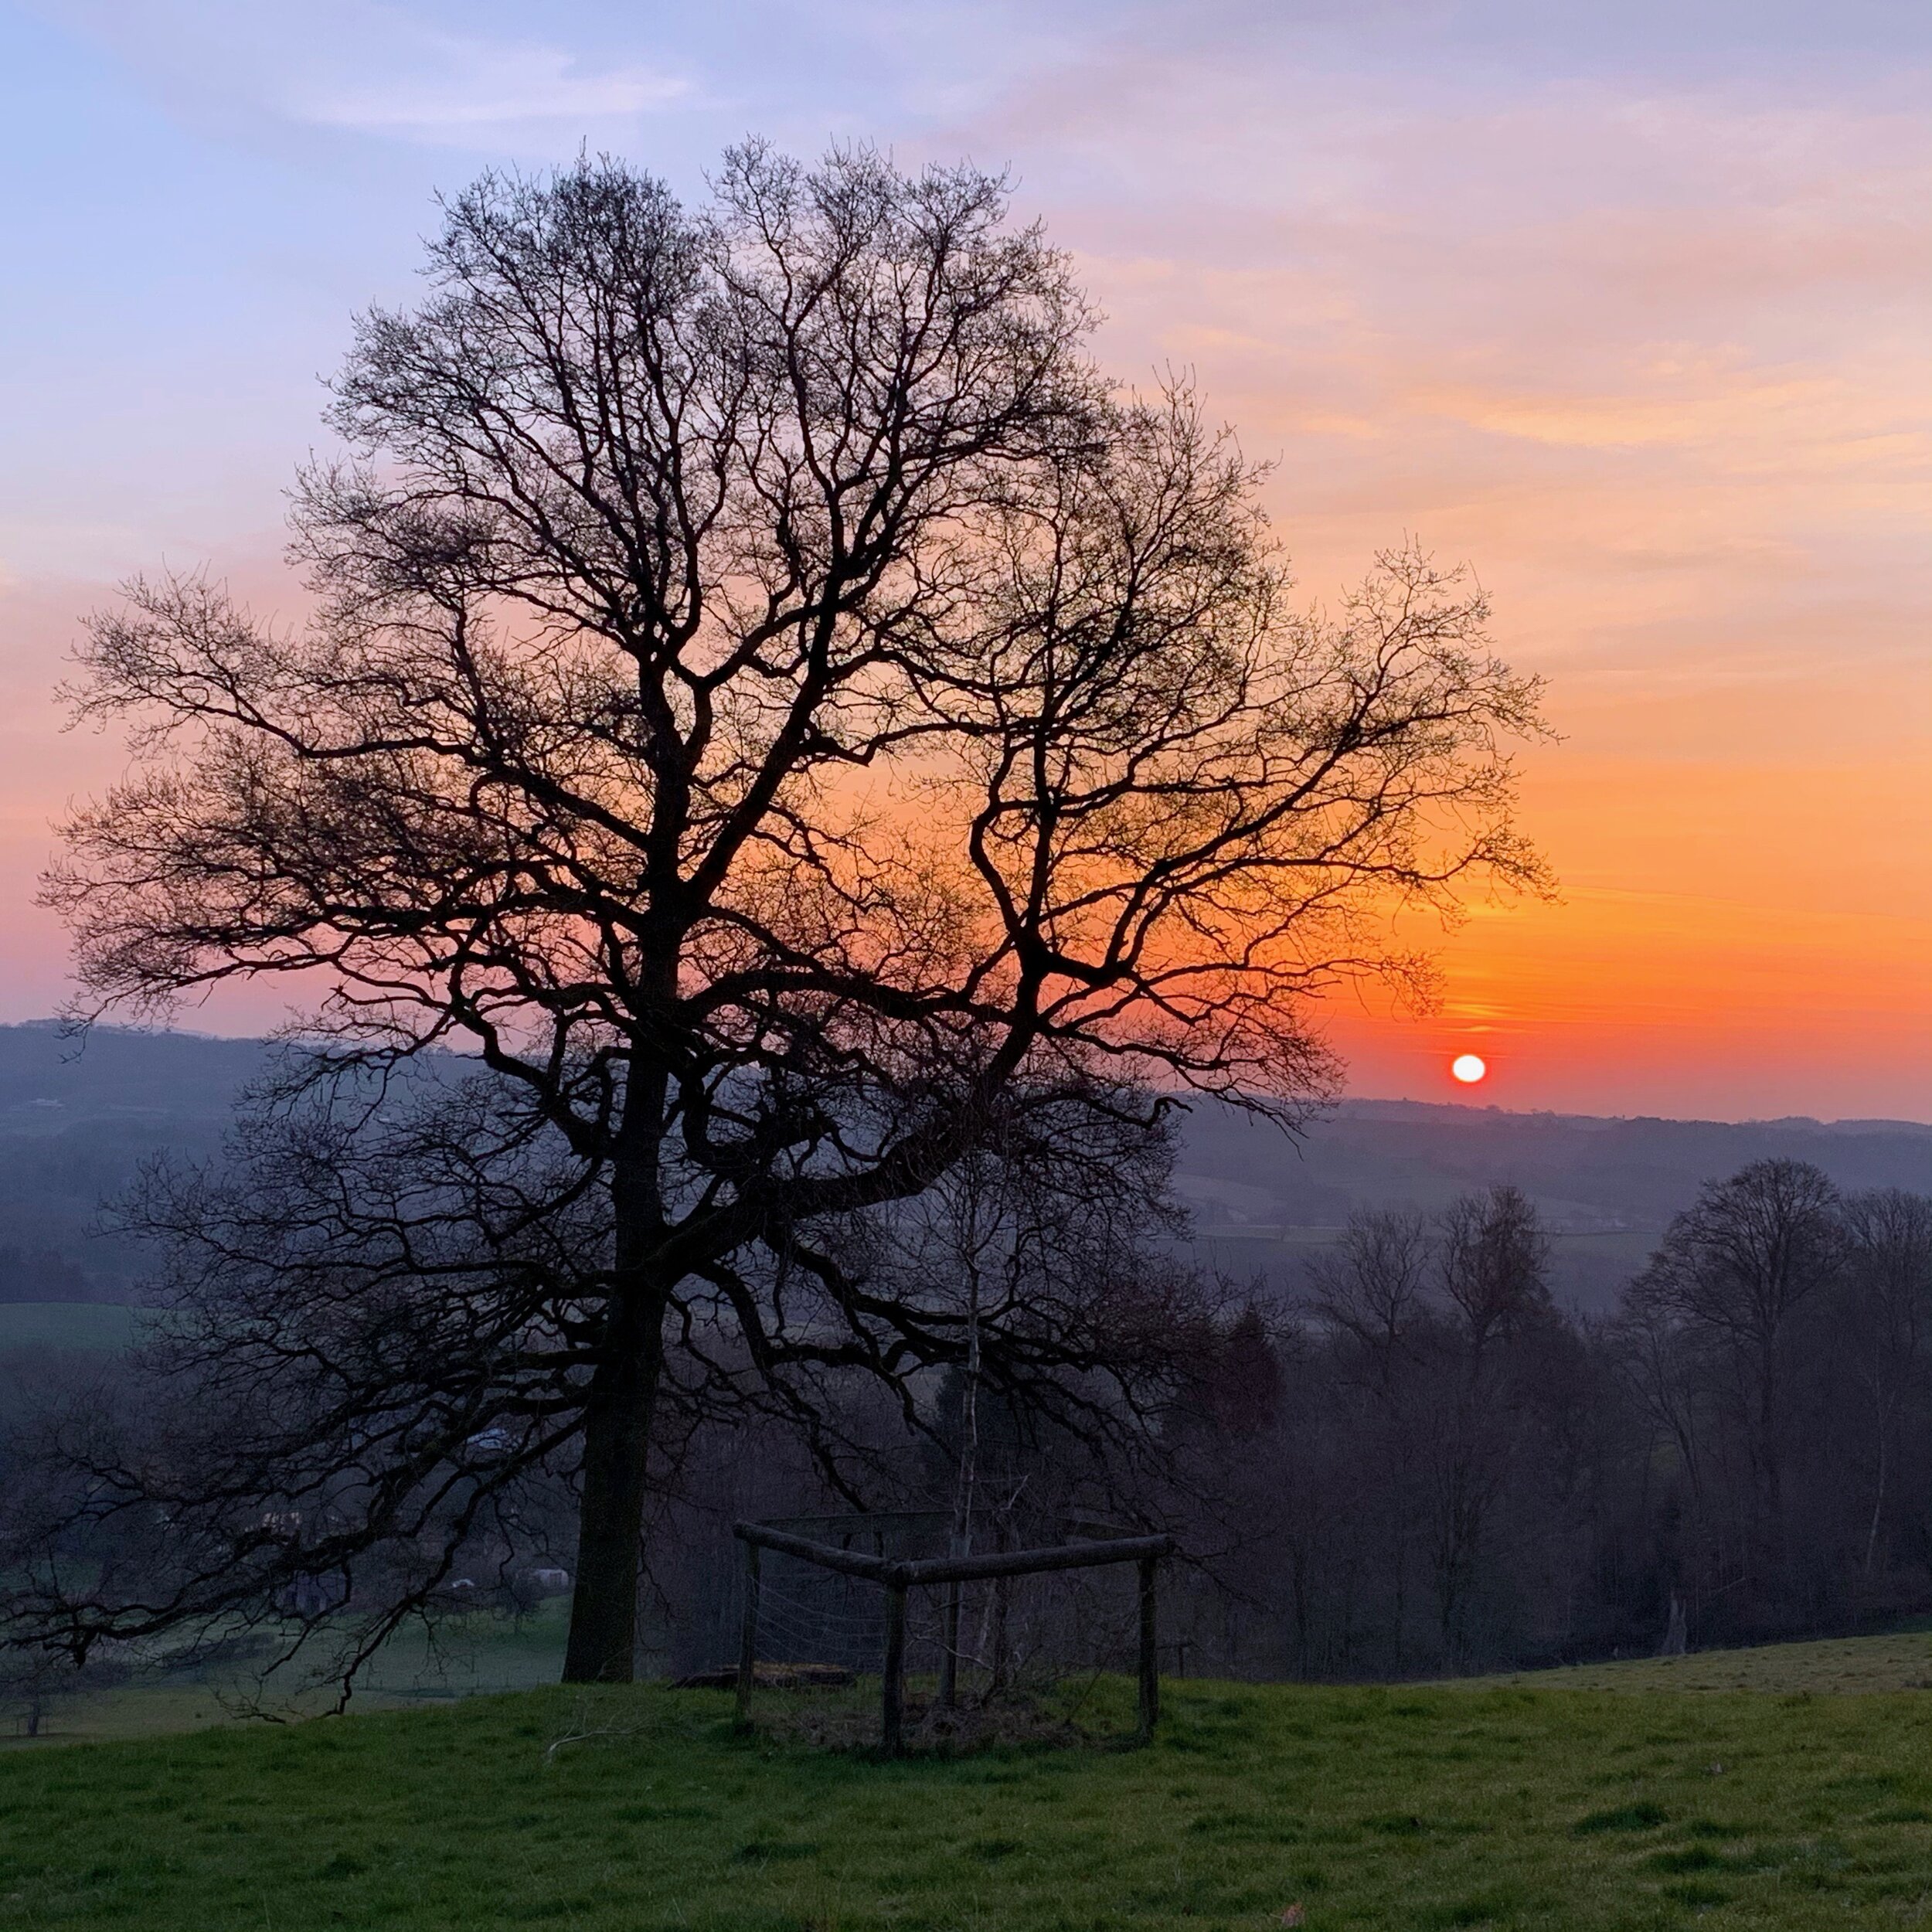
top-left (37, 147), bottom-right (1545, 1682)
top-left (1634, 1158), bottom-right (1841, 1577)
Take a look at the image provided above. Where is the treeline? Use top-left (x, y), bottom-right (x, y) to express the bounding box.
top-left (488, 1155), bottom-right (1932, 1683)
top-left (1164, 1159), bottom-right (1932, 1678)
top-left (632, 1156), bottom-right (1932, 1685)
top-left (7, 1150), bottom-right (1927, 1694)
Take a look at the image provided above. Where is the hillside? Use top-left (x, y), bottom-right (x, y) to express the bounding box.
top-left (5, 1667), bottom-right (1932, 1929)
top-left (0, 1024), bottom-right (269, 1301)
top-left (1177, 1099), bottom-right (1932, 1310)
top-left (0, 1022), bottom-right (1925, 1312)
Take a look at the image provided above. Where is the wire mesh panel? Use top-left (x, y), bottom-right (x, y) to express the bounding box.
top-left (752, 1547), bottom-right (886, 1675)
top-left (728, 1519), bottom-right (1172, 1750)
top-left (901, 1563), bottom-right (1143, 1700)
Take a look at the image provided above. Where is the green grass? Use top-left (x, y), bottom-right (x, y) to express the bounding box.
top-left (5, 1675), bottom-right (1932, 1928)
top-left (1470, 1631), bottom-right (1932, 1696)
top-left (0, 1604), bottom-right (577, 1745)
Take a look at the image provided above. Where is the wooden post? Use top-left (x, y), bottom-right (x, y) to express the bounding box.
top-left (989, 1571), bottom-right (1010, 1695)
top-left (937, 1580), bottom-right (961, 1709)
top-left (880, 1580), bottom-right (908, 1755)
top-left (1137, 1553), bottom-right (1160, 1740)
top-left (736, 1539), bottom-right (760, 1724)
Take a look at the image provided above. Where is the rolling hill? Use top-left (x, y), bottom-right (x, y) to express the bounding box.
top-left (0, 1022), bottom-right (1924, 1315)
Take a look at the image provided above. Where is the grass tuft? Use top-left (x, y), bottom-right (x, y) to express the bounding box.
top-left (1573, 1802), bottom-right (1670, 1834)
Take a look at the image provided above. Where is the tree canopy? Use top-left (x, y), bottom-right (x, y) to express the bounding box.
top-left (31, 146), bottom-right (1547, 1683)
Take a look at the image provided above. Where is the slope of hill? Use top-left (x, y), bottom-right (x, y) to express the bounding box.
top-left (3, 1672), bottom-right (1931, 1929)
top-left (0, 1023), bottom-right (270, 1301)
top-left (0, 1022), bottom-right (1924, 1313)
top-left (1175, 1098), bottom-right (1932, 1310)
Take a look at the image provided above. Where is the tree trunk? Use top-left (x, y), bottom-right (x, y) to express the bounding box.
top-left (563, 1087), bottom-right (671, 1685)
top-left (1864, 1420), bottom-right (1889, 1575)
top-left (563, 1286), bottom-right (665, 1682)
top-left (1754, 1342), bottom-right (1784, 1587)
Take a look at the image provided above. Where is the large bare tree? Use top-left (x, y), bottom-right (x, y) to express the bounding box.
top-left (39, 147), bottom-right (1545, 1681)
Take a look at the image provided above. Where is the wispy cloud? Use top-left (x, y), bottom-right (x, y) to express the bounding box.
top-left (293, 34), bottom-right (692, 138)
top-left (43, 3), bottom-right (699, 149)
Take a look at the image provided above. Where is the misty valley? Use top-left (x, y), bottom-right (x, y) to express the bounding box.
top-left (3, 1021), bottom-right (1928, 1698)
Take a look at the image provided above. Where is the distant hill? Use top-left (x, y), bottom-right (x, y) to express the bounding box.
top-left (1176, 1098), bottom-right (1932, 1310)
top-left (0, 1022), bottom-right (1924, 1313)
top-left (0, 1023), bottom-right (271, 1301)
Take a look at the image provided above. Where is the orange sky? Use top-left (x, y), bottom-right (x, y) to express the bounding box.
top-left (2, 7), bottom-right (1927, 1121)
top-left (1049, 68), bottom-right (1932, 1120)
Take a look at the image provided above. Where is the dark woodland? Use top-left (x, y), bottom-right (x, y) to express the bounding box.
top-left (5, 1117), bottom-right (1930, 1691)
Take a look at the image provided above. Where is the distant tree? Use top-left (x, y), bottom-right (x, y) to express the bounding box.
top-left (1208, 1305), bottom-right (1287, 1440)
top-left (0, 1646), bottom-right (125, 1740)
top-left (27, 147), bottom-right (1545, 1684)
top-left (1302, 1208), bottom-right (1435, 1667)
top-left (1611, 1264), bottom-right (1709, 1522)
top-left (1423, 1185), bottom-right (1557, 1660)
top-left (1436, 1183), bottom-right (1552, 1357)
top-left (1307, 1207), bottom-right (1432, 1389)
top-left (1633, 1158), bottom-right (1841, 1579)
top-left (1297, 1189), bottom-right (1572, 1670)
top-left (1836, 1189), bottom-right (1932, 1573)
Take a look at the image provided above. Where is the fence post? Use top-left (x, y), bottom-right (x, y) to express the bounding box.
top-left (1137, 1552), bottom-right (1160, 1740)
top-left (736, 1539), bottom-right (760, 1724)
top-left (937, 1580), bottom-right (961, 1709)
top-left (989, 1570), bottom-right (1011, 1694)
top-left (880, 1579), bottom-right (908, 1755)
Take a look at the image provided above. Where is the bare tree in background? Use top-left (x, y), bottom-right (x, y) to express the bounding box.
top-left (1308, 1208), bottom-right (1431, 1392)
top-left (1305, 1209), bottom-right (1433, 1666)
top-left (1633, 1159), bottom-right (1841, 1584)
top-left (30, 147), bottom-right (1546, 1683)
top-left (1838, 1190), bottom-right (1932, 1573)
top-left (1437, 1184), bottom-right (1552, 1359)
top-left (1426, 1185), bottom-right (1557, 1661)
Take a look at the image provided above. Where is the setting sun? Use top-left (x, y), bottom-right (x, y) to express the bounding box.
top-left (1451, 1053), bottom-right (1488, 1085)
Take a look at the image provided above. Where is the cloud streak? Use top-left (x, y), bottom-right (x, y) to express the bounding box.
top-left (292, 35), bottom-right (692, 139)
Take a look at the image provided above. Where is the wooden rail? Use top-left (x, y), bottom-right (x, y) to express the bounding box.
top-left (730, 1521), bottom-right (1176, 1752)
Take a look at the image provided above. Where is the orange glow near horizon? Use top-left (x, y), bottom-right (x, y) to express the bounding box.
top-left (1060, 78), bottom-right (1932, 1123)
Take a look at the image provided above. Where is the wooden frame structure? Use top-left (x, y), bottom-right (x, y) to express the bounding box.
top-left (731, 1518), bottom-right (1176, 1753)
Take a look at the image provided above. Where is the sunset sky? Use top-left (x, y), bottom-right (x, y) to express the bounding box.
top-left (2, 1), bottom-right (1927, 1121)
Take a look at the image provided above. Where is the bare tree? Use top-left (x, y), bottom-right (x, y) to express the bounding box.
top-left (1308, 1208), bottom-right (1431, 1389)
top-left (1304, 1208), bottom-right (1434, 1664)
top-left (1611, 1267), bottom-right (1710, 1571)
top-left (1611, 1274), bottom-right (1702, 1492)
top-left (1838, 1189), bottom-right (1932, 1573)
top-left (35, 148), bottom-right (1545, 1682)
top-left (1423, 1186), bottom-right (1556, 1662)
top-left (1634, 1159), bottom-right (1841, 1578)
top-left (1437, 1184), bottom-right (1552, 1359)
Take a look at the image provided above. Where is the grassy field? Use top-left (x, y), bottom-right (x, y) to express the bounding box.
top-left (0, 1604), bottom-right (579, 1745)
top-left (1473, 1631), bottom-right (1932, 1696)
top-left (5, 1668), bottom-right (1932, 1929)
top-left (22, 1621), bottom-right (1932, 1749)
